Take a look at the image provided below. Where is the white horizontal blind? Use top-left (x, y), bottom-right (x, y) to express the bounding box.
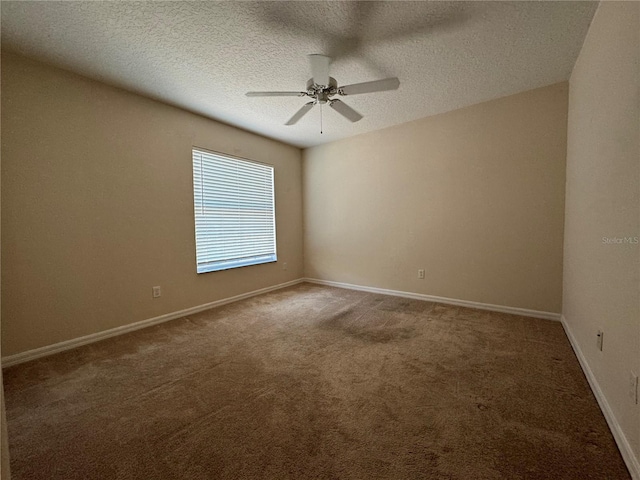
top-left (192, 149), bottom-right (277, 273)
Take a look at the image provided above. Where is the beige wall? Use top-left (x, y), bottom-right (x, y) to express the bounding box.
top-left (0, 52), bottom-right (303, 357)
top-left (1, 73), bottom-right (10, 476)
top-left (563, 1), bottom-right (640, 465)
top-left (303, 83), bottom-right (568, 313)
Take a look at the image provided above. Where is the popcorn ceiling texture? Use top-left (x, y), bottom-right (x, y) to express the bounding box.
top-left (1, 1), bottom-right (597, 147)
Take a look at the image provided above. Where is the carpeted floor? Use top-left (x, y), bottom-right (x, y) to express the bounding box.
top-left (3, 283), bottom-right (631, 479)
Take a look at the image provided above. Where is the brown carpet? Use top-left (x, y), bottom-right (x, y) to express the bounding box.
top-left (3, 283), bottom-right (631, 479)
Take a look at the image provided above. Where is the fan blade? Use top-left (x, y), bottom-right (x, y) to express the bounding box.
top-left (308, 54), bottom-right (331, 86)
top-left (285, 102), bottom-right (315, 125)
top-left (329, 99), bottom-right (363, 123)
top-left (246, 91), bottom-right (306, 97)
top-left (338, 78), bottom-right (400, 96)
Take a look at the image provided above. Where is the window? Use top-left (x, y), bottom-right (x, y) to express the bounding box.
top-left (192, 148), bottom-right (277, 273)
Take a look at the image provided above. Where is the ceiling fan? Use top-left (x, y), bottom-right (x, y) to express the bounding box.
top-left (246, 54), bottom-right (400, 126)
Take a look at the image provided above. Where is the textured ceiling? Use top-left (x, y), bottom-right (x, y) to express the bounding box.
top-left (1, 1), bottom-right (597, 148)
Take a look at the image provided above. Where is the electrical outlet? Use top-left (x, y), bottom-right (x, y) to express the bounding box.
top-left (418, 269), bottom-right (425, 279)
top-left (596, 330), bottom-right (603, 351)
top-left (630, 372), bottom-right (638, 404)
top-left (282, 262), bottom-right (288, 271)
top-left (152, 286), bottom-right (161, 298)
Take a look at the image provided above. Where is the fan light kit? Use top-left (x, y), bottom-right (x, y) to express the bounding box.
top-left (246, 54), bottom-right (400, 131)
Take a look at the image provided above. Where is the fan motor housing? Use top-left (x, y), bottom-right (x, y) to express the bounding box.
top-left (307, 77), bottom-right (337, 103)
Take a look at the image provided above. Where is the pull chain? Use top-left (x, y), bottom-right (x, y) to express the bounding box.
top-left (320, 103), bottom-right (323, 134)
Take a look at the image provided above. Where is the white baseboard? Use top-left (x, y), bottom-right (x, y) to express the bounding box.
top-left (1, 278), bottom-right (305, 368)
top-left (304, 278), bottom-right (561, 321)
top-left (561, 315), bottom-right (640, 480)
